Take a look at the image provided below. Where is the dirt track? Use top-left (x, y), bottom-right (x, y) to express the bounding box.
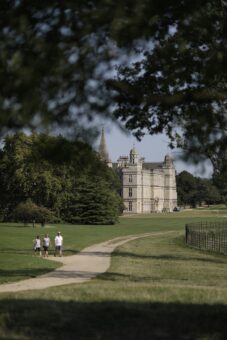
top-left (0, 232), bottom-right (161, 293)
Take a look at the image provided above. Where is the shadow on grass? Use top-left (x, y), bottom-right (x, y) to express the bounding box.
top-left (62, 249), bottom-right (79, 255)
top-left (113, 252), bottom-right (227, 264)
top-left (0, 248), bottom-right (35, 255)
top-left (98, 271), bottom-right (153, 282)
top-left (0, 299), bottom-right (227, 339)
top-left (0, 268), bottom-right (56, 278)
top-left (0, 248), bottom-right (79, 256)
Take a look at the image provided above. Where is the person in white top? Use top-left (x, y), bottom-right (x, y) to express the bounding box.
top-left (54, 231), bottom-right (63, 257)
top-left (42, 234), bottom-right (51, 257)
top-left (33, 235), bottom-right (41, 256)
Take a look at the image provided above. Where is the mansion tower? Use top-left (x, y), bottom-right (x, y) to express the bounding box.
top-left (99, 129), bottom-right (177, 214)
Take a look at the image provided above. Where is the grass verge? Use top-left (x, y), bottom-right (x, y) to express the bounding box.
top-left (0, 210), bottom-right (227, 339)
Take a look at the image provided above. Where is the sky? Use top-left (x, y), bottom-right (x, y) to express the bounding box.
top-left (95, 123), bottom-right (213, 178)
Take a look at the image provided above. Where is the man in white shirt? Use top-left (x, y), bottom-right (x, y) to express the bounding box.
top-left (54, 231), bottom-right (63, 257)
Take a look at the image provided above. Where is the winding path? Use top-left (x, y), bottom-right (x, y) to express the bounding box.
top-left (0, 231), bottom-right (174, 293)
top-left (0, 232), bottom-right (173, 293)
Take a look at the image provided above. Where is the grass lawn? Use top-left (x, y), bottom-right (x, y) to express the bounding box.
top-left (1, 209), bottom-right (227, 339)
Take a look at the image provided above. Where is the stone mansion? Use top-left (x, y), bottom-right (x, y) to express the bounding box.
top-left (98, 129), bottom-right (177, 214)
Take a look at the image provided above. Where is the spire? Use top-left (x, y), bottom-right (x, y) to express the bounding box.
top-left (99, 128), bottom-right (110, 163)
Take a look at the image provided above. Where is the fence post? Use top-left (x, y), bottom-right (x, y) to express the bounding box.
top-left (185, 224), bottom-right (188, 244)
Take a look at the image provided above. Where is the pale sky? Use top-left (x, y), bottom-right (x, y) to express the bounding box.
top-left (95, 123), bottom-right (213, 178)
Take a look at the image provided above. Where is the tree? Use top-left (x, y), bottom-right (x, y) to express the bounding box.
top-left (177, 171), bottom-right (197, 207)
top-left (12, 200), bottom-right (57, 225)
top-left (108, 1), bottom-right (227, 158)
top-left (64, 176), bottom-right (124, 225)
top-left (0, 132), bottom-right (122, 224)
top-left (211, 153), bottom-right (227, 204)
top-left (195, 178), bottom-right (221, 206)
top-left (0, 0), bottom-right (226, 157)
top-left (0, 133), bottom-right (68, 216)
top-left (176, 171), bottom-right (221, 207)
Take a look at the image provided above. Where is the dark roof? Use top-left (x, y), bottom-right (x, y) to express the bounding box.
top-left (143, 162), bottom-right (164, 170)
top-left (112, 162), bottom-right (164, 171)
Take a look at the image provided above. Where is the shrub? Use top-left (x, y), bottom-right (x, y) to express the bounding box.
top-left (11, 200), bottom-right (59, 225)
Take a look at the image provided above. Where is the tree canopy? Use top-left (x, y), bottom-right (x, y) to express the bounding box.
top-left (108, 0), bottom-right (227, 163)
top-left (0, 1), bottom-right (226, 161)
top-left (176, 171), bottom-right (221, 207)
top-left (0, 133), bottom-right (123, 224)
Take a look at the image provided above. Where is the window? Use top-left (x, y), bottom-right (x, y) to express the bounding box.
top-left (129, 187), bottom-right (132, 197)
top-left (129, 201), bottom-right (132, 211)
top-left (129, 174), bottom-right (133, 183)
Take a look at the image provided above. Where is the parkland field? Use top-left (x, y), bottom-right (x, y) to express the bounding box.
top-left (1, 208), bottom-right (227, 339)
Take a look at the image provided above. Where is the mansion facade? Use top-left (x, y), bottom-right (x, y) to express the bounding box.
top-left (99, 129), bottom-right (177, 214)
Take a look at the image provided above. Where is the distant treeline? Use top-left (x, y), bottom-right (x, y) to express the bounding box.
top-left (177, 171), bottom-right (223, 208)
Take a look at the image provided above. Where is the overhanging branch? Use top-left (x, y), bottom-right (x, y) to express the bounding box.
top-left (107, 79), bottom-right (227, 106)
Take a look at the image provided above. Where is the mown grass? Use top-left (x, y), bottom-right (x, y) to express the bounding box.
top-left (0, 210), bottom-right (226, 284)
top-left (1, 210), bottom-right (227, 339)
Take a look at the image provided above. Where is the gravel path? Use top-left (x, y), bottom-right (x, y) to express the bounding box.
top-left (0, 232), bottom-right (160, 293)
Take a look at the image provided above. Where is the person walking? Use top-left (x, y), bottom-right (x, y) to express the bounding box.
top-left (54, 231), bottom-right (63, 257)
top-left (33, 235), bottom-right (41, 256)
top-left (42, 234), bottom-right (51, 257)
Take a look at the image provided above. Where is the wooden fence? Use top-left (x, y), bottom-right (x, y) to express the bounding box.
top-left (185, 221), bottom-right (227, 255)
